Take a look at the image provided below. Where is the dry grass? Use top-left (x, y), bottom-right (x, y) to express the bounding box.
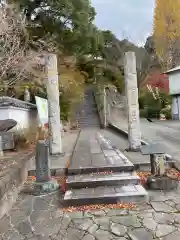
top-left (14, 125), bottom-right (38, 149)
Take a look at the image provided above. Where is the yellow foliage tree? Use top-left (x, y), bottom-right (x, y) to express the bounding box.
top-left (153, 0), bottom-right (180, 69)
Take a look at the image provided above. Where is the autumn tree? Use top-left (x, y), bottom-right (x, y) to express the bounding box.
top-left (153, 0), bottom-right (180, 69)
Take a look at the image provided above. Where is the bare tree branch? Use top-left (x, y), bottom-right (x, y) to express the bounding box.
top-left (0, 5), bottom-right (45, 87)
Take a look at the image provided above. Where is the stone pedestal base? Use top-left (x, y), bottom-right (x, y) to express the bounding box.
top-left (147, 176), bottom-right (179, 190)
top-left (33, 179), bottom-right (60, 196)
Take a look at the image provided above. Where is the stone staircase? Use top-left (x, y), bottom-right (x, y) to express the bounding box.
top-left (76, 86), bottom-right (100, 128)
top-left (64, 132), bottom-right (148, 206)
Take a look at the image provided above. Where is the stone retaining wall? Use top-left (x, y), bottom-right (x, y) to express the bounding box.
top-left (0, 151), bottom-right (34, 219)
top-left (94, 91), bottom-right (105, 127)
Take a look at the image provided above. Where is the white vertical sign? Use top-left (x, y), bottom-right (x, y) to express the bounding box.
top-left (35, 96), bottom-right (48, 126)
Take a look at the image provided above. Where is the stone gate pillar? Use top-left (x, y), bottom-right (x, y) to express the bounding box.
top-left (45, 54), bottom-right (62, 155)
top-left (124, 51), bottom-right (141, 151)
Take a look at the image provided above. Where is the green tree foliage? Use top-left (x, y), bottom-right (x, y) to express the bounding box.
top-left (3, 1), bottom-right (98, 123)
top-left (11, 0), bottom-right (97, 55)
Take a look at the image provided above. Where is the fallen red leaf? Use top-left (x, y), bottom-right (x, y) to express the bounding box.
top-left (166, 168), bottom-right (180, 179)
top-left (136, 172), bottom-right (151, 185)
top-left (63, 202), bottom-right (136, 212)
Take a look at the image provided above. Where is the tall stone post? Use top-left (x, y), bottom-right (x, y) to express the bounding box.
top-left (104, 87), bottom-right (107, 128)
top-left (45, 54), bottom-right (62, 155)
top-left (124, 52), bottom-right (141, 151)
top-left (0, 136), bottom-right (3, 157)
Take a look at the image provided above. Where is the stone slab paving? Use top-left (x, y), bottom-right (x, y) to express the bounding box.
top-left (69, 129), bottom-right (134, 173)
top-left (1, 187), bottom-right (180, 239)
top-left (100, 128), bottom-right (150, 169)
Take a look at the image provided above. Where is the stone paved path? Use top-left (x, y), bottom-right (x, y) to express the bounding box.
top-left (1, 186), bottom-right (180, 239)
top-left (69, 129), bottom-right (133, 173)
top-left (100, 128), bottom-right (150, 168)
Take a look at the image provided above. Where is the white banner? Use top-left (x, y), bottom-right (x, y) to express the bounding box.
top-left (35, 96), bottom-right (48, 125)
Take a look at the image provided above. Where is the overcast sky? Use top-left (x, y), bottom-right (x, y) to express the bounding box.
top-left (91, 0), bottom-right (155, 46)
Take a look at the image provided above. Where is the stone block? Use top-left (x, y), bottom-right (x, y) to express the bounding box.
top-left (140, 143), bottom-right (166, 155)
top-left (147, 176), bottom-right (179, 190)
top-left (35, 140), bottom-right (51, 183)
top-left (0, 132), bottom-right (14, 150)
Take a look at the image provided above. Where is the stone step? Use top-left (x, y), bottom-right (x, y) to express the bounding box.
top-left (64, 185), bottom-right (148, 206)
top-left (78, 124), bottom-right (100, 127)
top-left (78, 123), bottom-right (100, 128)
top-left (78, 121), bottom-right (99, 124)
top-left (77, 115), bottom-right (97, 117)
top-left (77, 120), bottom-right (99, 123)
top-left (68, 162), bottom-right (134, 175)
top-left (77, 116), bottom-right (99, 119)
top-left (78, 118), bottom-right (99, 121)
top-left (67, 172), bottom-right (140, 189)
top-left (78, 122), bottom-right (99, 124)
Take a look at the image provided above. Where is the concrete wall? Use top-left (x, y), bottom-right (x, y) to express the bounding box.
top-left (169, 71), bottom-right (180, 95)
top-left (0, 106), bottom-right (38, 131)
top-left (171, 95), bottom-right (180, 120)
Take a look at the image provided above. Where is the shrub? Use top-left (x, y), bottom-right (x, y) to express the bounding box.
top-left (139, 109), bottom-right (147, 118)
top-left (14, 126), bottom-right (37, 149)
top-left (161, 108), bottom-right (172, 119)
top-left (138, 96), bottom-right (145, 109)
top-left (146, 106), bottom-right (161, 119)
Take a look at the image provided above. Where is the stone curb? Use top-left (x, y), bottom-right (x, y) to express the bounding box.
top-left (109, 122), bottom-right (180, 171)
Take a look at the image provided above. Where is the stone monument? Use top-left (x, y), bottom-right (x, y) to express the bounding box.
top-left (24, 86), bottom-right (30, 102)
top-left (45, 54), bottom-right (62, 155)
top-left (124, 51), bottom-right (141, 151)
top-left (140, 143), bottom-right (179, 190)
top-left (0, 136), bottom-right (3, 157)
top-left (34, 140), bottom-right (59, 195)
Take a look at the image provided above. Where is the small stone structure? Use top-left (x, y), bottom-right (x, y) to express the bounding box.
top-left (141, 143), bottom-right (179, 190)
